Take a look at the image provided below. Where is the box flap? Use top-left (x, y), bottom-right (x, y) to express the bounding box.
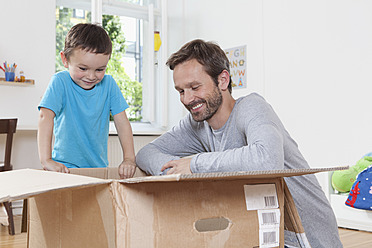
top-left (0, 169), bottom-right (110, 203)
top-left (69, 167), bottom-right (111, 179)
top-left (283, 181), bottom-right (311, 247)
top-left (121, 166), bottom-right (348, 184)
top-left (69, 167), bottom-right (148, 179)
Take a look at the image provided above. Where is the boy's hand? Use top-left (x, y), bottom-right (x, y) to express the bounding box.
top-left (118, 160), bottom-right (136, 179)
top-left (42, 159), bottom-right (70, 173)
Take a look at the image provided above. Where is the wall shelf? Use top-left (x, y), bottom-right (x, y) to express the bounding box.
top-left (0, 78), bottom-right (35, 86)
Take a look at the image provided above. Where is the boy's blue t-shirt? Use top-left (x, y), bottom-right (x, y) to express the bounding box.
top-left (38, 71), bottom-right (129, 168)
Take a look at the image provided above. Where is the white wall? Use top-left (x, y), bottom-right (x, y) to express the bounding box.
top-left (0, 0), bottom-right (56, 129)
top-left (166, 0), bottom-right (267, 125)
top-left (167, 0), bottom-right (372, 191)
top-left (262, 0), bottom-right (372, 190)
top-left (0, 0), bottom-right (56, 170)
top-left (257, 0), bottom-right (370, 161)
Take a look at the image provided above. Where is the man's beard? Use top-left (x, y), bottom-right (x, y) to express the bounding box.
top-left (184, 85), bottom-right (223, 122)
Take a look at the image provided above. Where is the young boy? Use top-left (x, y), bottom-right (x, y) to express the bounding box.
top-left (38, 23), bottom-right (136, 179)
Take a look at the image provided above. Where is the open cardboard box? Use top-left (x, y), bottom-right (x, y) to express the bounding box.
top-left (0, 166), bottom-right (347, 248)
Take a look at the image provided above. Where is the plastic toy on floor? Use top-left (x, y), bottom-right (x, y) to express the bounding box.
top-left (331, 156), bottom-right (372, 193)
top-left (345, 166), bottom-right (372, 210)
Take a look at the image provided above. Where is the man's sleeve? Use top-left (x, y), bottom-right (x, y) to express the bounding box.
top-left (136, 115), bottom-right (205, 175)
top-left (190, 120), bottom-right (285, 173)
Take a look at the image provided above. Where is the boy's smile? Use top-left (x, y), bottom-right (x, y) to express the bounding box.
top-left (60, 48), bottom-right (110, 90)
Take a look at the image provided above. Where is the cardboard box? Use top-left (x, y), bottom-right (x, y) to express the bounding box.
top-left (0, 166), bottom-right (347, 248)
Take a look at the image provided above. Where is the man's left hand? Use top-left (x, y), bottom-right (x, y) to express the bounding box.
top-left (161, 158), bottom-right (192, 175)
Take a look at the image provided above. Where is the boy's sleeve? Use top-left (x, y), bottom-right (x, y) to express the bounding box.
top-left (109, 77), bottom-right (129, 116)
top-left (38, 74), bottom-right (64, 116)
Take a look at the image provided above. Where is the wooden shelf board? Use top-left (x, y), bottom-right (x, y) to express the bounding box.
top-left (0, 78), bottom-right (35, 86)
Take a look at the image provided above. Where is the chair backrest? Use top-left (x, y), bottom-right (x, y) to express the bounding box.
top-left (0, 118), bottom-right (18, 172)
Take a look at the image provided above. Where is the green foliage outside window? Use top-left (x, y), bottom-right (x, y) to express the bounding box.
top-left (55, 7), bottom-right (143, 121)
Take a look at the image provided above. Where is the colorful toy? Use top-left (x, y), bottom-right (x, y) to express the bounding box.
top-left (331, 156), bottom-right (372, 193)
top-left (346, 181), bottom-right (360, 208)
top-left (345, 166), bottom-right (372, 210)
top-left (364, 152), bottom-right (372, 157)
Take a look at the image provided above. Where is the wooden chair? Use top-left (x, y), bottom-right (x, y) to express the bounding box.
top-left (0, 118), bottom-right (18, 235)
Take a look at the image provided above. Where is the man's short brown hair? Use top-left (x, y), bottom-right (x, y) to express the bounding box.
top-left (166, 39), bottom-right (232, 93)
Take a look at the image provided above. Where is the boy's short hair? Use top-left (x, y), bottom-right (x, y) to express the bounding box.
top-left (63, 23), bottom-right (112, 61)
top-left (166, 39), bottom-right (232, 93)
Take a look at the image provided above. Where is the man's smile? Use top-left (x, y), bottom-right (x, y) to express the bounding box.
top-left (191, 103), bottom-right (203, 110)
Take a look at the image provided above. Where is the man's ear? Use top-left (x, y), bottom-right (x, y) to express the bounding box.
top-left (218, 70), bottom-right (230, 91)
top-left (60, 51), bottom-right (69, 68)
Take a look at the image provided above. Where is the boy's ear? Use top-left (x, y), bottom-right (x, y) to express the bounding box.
top-left (218, 70), bottom-right (230, 91)
top-left (60, 51), bottom-right (69, 68)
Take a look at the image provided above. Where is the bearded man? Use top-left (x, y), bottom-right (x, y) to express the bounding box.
top-left (135, 39), bottom-right (342, 248)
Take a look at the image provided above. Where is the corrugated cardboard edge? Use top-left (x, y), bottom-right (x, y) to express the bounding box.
top-left (0, 169), bottom-right (112, 203)
top-left (69, 167), bottom-right (148, 180)
top-left (119, 166), bottom-right (349, 184)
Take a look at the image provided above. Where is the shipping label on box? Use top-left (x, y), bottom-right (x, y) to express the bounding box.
top-left (244, 184), bottom-right (279, 210)
top-left (244, 184), bottom-right (280, 247)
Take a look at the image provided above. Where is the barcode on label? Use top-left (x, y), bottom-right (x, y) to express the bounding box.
top-left (263, 231), bottom-right (277, 245)
top-left (262, 212), bottom-right (277, 224)
top-left (258, 209), bottom-right (280, 247)
top-left (264, 196), bottom-right (276, 207)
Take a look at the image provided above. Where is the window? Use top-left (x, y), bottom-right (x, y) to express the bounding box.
top-left (55, 0), bottom-right (167, 132)
top-left (73, 9), bottom-right (85, 19)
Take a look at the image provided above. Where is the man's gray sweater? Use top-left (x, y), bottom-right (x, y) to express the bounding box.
top-left (136, 93), bottom-right (342, 248)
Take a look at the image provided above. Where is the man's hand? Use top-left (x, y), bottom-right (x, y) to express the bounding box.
top-left (42, 159), bottom-right (70, 173)
top-left (118, 160), bottom-right (136, 179)
top-left (161, 158), bottom-right (192, 175)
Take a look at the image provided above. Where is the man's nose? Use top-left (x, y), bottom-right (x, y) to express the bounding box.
top-left (183, 90), bottom-right (194, 104)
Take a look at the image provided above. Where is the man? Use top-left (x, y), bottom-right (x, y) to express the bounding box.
top-left (136, 39), bottom-right (342, 248)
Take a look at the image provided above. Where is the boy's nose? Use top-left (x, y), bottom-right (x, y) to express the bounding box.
top-left (86, 71), bottom-right (96, 80)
